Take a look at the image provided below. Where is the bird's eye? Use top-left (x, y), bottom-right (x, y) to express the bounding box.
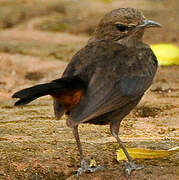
top-left (115, 24), bottom-right (128, 32)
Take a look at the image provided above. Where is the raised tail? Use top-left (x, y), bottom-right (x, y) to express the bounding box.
top-left (12, 76), bottom-right (87, 106)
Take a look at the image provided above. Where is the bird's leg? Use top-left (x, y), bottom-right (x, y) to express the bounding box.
top-left (110, 122), bottom-right (144, 177)
top-left (72, 126), bottom-right (105, 176)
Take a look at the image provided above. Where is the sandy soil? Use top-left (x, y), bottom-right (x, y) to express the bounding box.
top-left (0, 0), bottom-right (179, 179)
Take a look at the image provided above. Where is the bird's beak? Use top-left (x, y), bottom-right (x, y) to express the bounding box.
top-left (138, 19), bottom-right (162, 28)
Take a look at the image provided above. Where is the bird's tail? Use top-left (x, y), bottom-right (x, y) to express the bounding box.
top-left (12, 76), bottom-right (86, 106)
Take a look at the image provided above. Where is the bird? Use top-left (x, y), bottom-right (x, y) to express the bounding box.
top-left (12, 8), bottom-right (161, 177)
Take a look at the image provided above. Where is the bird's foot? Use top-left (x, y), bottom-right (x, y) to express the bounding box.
top-left (77, 159), bottom-right (105, 176)
top-left (124, 161), bottom-right (144, 178)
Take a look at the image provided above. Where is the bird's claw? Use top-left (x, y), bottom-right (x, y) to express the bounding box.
top-left (124, 161), bottom-right (144, 178)
top-left (77, 159), bottom-right (105, 177)
top-left (77, 165), bottom-right (105, 176)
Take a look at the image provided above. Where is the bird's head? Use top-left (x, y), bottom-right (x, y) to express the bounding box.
top-left (92, 8), bottom-right (161, 46)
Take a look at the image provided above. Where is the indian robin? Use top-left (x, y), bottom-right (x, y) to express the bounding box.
top-left (12, 8), bottom-right (161, 177)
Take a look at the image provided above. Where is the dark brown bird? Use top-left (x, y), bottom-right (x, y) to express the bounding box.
top-left (12, 8), bottom-right (161, 177)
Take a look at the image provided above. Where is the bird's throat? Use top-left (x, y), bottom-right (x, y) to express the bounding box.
top-left (117, 30), bottom-right (146, 48)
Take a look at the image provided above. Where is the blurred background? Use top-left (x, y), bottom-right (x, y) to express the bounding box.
top-left (0, 0), bottom-right (179, 93)
top-left (0, 0), bottom-right (178, 180)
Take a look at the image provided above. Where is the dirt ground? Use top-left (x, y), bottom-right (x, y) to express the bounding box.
top-left (0, 0), bottom-right (179, 180)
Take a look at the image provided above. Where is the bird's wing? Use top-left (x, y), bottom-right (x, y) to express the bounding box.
top-left (69, 69), bottom-right (155, 124)
top-left (64, 41), bottom-right (157, 125)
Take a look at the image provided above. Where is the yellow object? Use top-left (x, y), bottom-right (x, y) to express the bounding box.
top-left (90, 158), bottom-right (97, 167)
top-left (97, 0), bottom-right (112, 3)
top-left (117, 146), bottom-right (179, 161)
top-left (151, 44), bottom-right (179, 66)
